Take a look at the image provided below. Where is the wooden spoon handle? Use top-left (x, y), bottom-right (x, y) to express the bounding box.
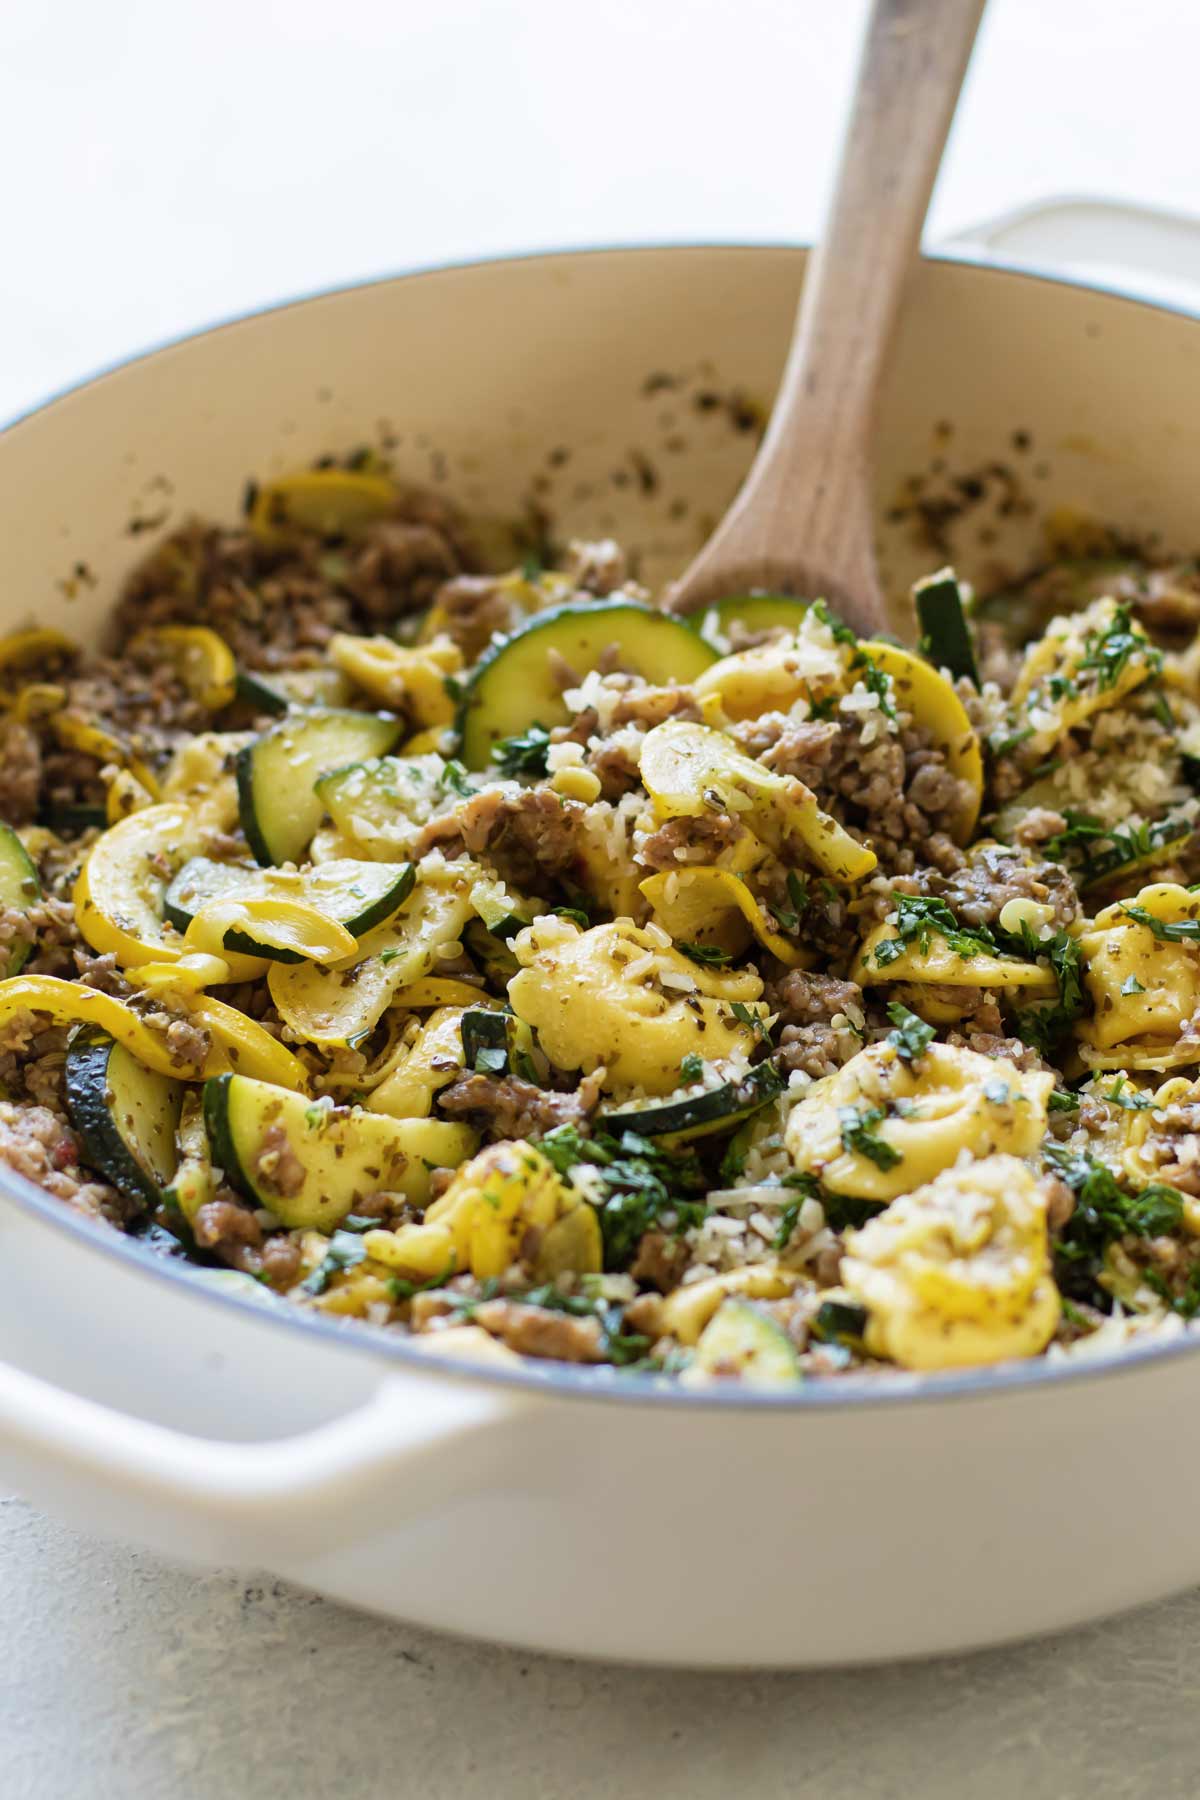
top-left (670, 0), bottom-right (986, 633)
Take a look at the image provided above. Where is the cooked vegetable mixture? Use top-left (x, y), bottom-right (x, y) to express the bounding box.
top-left (9, 467), bottom-right (1200, 1384)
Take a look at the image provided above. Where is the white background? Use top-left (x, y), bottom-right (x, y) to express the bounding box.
top-left (3, 0), bottom-right (1199, 421)
top-left (5, 2), bottom-right (1200, 1795)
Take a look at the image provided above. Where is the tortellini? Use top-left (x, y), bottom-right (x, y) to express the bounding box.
top-left (784, 1039), bottom-right (1054, 1202)
top-left (419, 1141), bottom-right (602, 1281)
top-left (840, 1154), bottom-right (1061, 1371)
top-left (1122, 1074), bottom-right (1200, 1232)
top-left (852, 924), bottom-right (1057, 997)
top-left (507, 916), bottom-right (769, 1093)
top-left (1076, 883), bottom-right (1200, 1070)
top-left (1009, 595), bottom-right (1160, 754)
top-left (639, 719), bottom-right (876, 883)
top-left (330, 631), bottom-right (463, 726)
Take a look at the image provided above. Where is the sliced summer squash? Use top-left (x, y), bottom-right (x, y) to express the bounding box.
top-left (235, 665), bottom-right (353, 715)
top-left (249, 468), bottom-right (397, 541)
top-left (639, 866), bottom-right (810, 968)
top-left (237, 709), bottom-right (404, 866)
top-left (162, 855), bottom-right (415, 957)
top-left (913, 568), bottom-right (980, 688)
top-left (314, 754), bottom-right (453, 859)
top-left (457, 601), bottom-right (718, 768)
top-left (268, 879), bottom-right (475, 1047)
top-left (163, 1091), bottom-right (217, 1225)
top-left (639, 720), bottom-right (877, 882)
top-left (0, 823), bottom-right (41, 977)
top-left (64, 1028), bottom-right (183, 1207)
top-left (204, 1073), bottom-right (476, 1231)
top-left (128, 626), bottom-right (237, 711)
top-left (599, 1061), bottom-right (784, 1144)
top-left (693, 594), bottom-right (810, 649)
top-left (685, 1297), bottom-right (802, 1387)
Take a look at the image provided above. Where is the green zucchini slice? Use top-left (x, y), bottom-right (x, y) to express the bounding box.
top-left (162, 1091), bottom-right (216, 1227)
top-left (314, 753), bottom-right (454, 857)
top-left (810, 1298), bottom-right (869, 1348)
top-left (237, 709), bottom-right (404, 866)
top-left (692, 594), bottom-right (810, 648)
top-left (42, 804), bottom-right (107, 836)
top-left (914, 567), bottom-right (980, 687)
top-left (236, 667), bottom-right (353, 715)
top-left (460, 1008), bottom-right (510, 1074)
top-left (203, 1073), bottom-right (477, 1232)
top-left (162, 854), bottom-right (415, 959)
top-left (690, 1298), bottom-right (802, 1386)
top-left (599, 1060), bottom-right (784, 1144)
top-left (64, 1028), bottom-right (184, 1208)
top-left (457, 601), bottom-right (717, 769)
top-left (468, 874), bottom-right (535, 940)
top-left (0, 823), bottom-right (41, 977)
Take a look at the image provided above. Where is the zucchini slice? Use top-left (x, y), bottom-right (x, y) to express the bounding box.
top-left (42, 803), bottom-right (107, 836)
top-left (268, 880), bottom-right (475, 1048)
top-left (599, 1060), bottom-right (784, 1144)
top-left (314, 753), bottom-right (452, 858)
top-left (457, 601), bottom-right (718, 768)
top-left (460, 1007), bottom-right (510, 1074)
top-left (162, 855), bottom-right (415, 958)
top-left (236, 666), bottom-right (353, 715)
top-left (914, 567), bottom-right (980, 687)
top-left (162, 1090), bottom-right (216, 1226)
top-left (204, 1073), bottom-right (477, 1231)
top-left (689, 1298), bottom-right (802, 1386)
top-left (693, 594), bottom-right (810, 648)
top-left (0, 823), bottom-right (41, 977)
top-left (468, 874), bottom-right (535, 940)
top-left (64, 1028), bottom-right (184, 1208)
top-left (237, 709), bottom-right (404, 866)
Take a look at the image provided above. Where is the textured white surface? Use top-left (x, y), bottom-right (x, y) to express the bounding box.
top-left (6, 1493), bottom-right (1200, 1800)
top-left (5, 0), bottom-right (1200, 1789)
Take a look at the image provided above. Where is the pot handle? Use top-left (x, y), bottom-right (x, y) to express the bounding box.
top-left (941, 195), bottom-right (1200, 306)
top-left (0, 1352), bottom-right (527, 1564)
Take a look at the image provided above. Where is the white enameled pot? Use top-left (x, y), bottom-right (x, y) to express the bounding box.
top-left (4, 237), bottom-right (1200, 1668)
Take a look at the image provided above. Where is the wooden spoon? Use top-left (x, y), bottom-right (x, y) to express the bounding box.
top-left (667, 0), bottom-right (986, 637)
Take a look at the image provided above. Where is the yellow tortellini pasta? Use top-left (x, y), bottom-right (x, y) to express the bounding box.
top-left (1076, 883), bottom-right (1200, 1070)
top-left (1009, 595), bottom-right (1161, 753)
top-left (1121, 1074), bottom-right (1200, 1232)
top-left (329, 631), bottom-right (463, 727)
top-left (840, 1154), bottom-right (1061, 1371)
top-left (507, 916), bottom-right (769, 1093)
top-left (784, 1039), bottom-right (1054, 1202)
top-left (416, 1141), bottom-right (602, 1281)
top-left (852, 924), bottom-right (1057, 997)
top-left (639, 719), bottom-right (876, 883)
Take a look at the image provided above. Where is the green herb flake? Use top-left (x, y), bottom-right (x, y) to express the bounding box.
top-left (885, 1001), bottom-right (935, 1063)
top-left (872, 893), bottom-right (999, 967)
top-left (441, 759), bottom-right (473, 798)
top-left (679, 1052), bottom-right (705, 1083)
top-left (1121, 973), bottom-right (1146, 995)
top-left (679, 940), bottom-right (733, 967)
top-left (491, 723), bottom-right (553, 779)
top-left (1121, 903), bottom-right (1200, 945)
top-left (838, 1104), bottom-right (901, 1172)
